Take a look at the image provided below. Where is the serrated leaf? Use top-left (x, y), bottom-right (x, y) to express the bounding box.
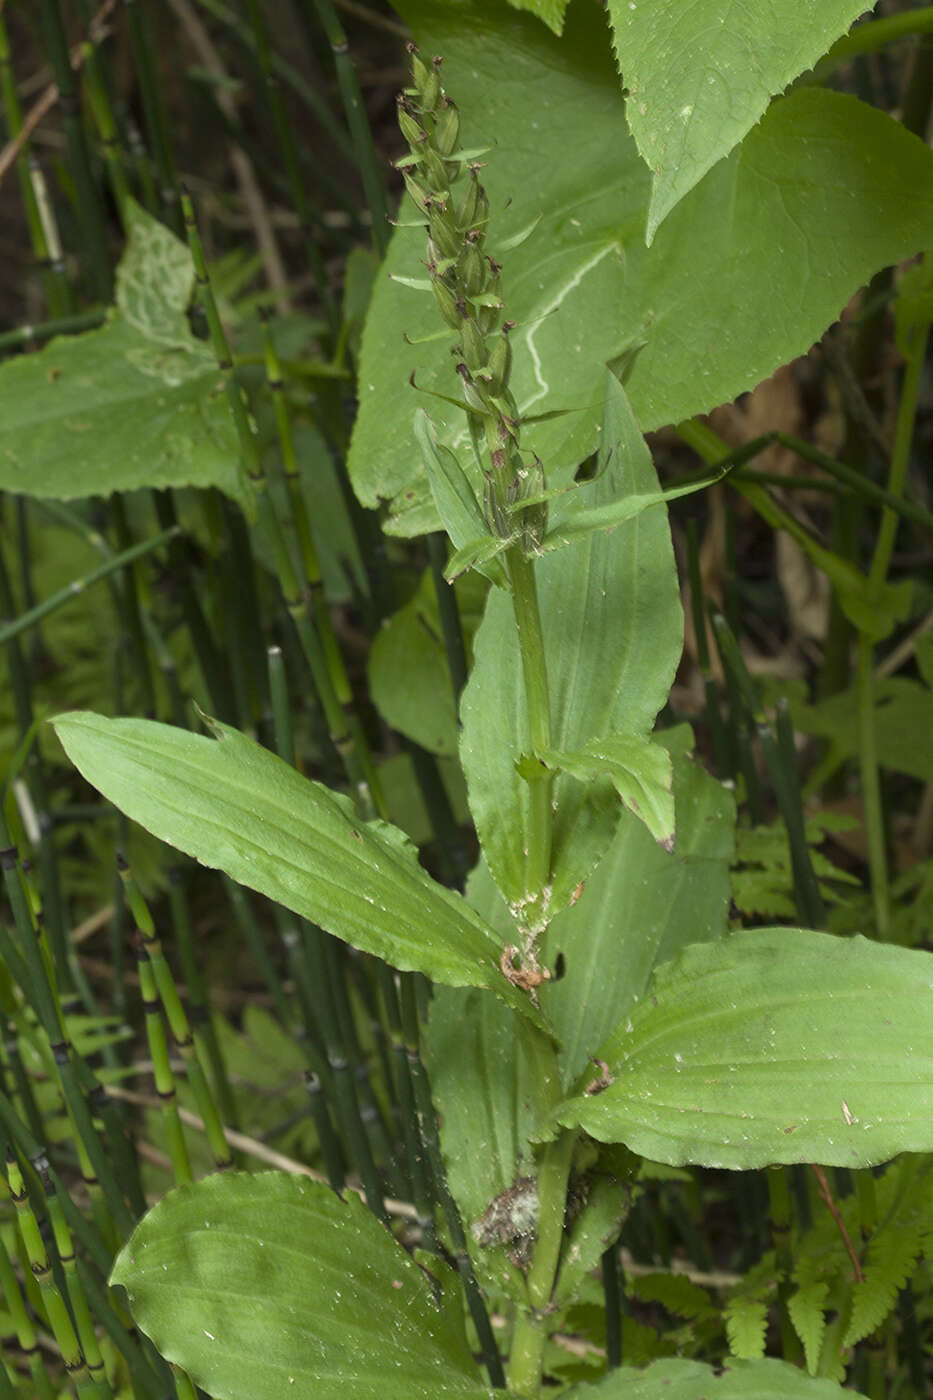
top-left (111, 1173), bottom-right (492, 1400)
top-left (51, 712), bottom-right (544, 1026)
top-left (350, 1), bottom-right (933, 537)
top-left (607, 0), bottom-right (871, 241)
top-left (554, 929), bottom-right (933, 1169)
top-left (628, 1272), bottom-right (714, 1322)
top-left (542, 734), bottom-right (674, 849)
top-left (844, 1223), bottom-right (922, 1348)
top-left (562, 1355), bottom-right (870, 1399)
top-left (788, 1281), bottom-right (829, 1375)
top-left (724, 1294), bottom-right (768, 1360)
top-left (0, 199), bottom-right (250, 512)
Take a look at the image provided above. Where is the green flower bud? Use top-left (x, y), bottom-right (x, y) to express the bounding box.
top-left (454, 170), bottom-right (483, 231)
top-left (401, 168), bottom-right (431, 212)
top-left (433, 99), bottom-right (460, 157)
top-left (459, 318), bottom-right (487, 373)
top-left (421, 146), bottom-right (450, 194)
top-left (397, 102), bottom-right (425, 152)
top-left (457, 238), bottom-right (486, 297)
top-left (427, 209), bottom-right (461, 259)
top-left (431, 274), bottom-right (463, 330)
top-left (407, 44), bottom-right (433, 104)
top-left (481, 328), bottom-right (512, 396)
top-left (421, 56), bottom-right (443, 111)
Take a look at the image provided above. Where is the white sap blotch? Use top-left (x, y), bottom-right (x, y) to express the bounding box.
top-left (203, 1330), bottom-right (215, 1341)
top-left (680, 105), bottom-right (693, 120)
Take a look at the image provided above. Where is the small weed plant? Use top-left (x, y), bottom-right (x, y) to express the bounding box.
top-left (0, 2), bottom-right (931, 1398)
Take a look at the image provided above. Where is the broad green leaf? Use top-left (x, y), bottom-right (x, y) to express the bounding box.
top-left (51, 712), bottom-right (542, 1024)
top-left (554, 929), bottom-right (933, 1169)
top-left (0, 199), bottom-right (250, 512)
top-left (563, 1355), bottom-right (868, 1399)
top-left (544, 748), bottom-right (733, 1087)
top-left (369, 568), bottom-right (485, 756)
top-left (460, 374), bottom-right (680, 921)
top-left (607, 0), bottom-right (871, 241)
top-left (424, 858), bottom-right (551, 1301)
top-left (542, 734), bottom-right (674, 849)
top-left (350, 0), bottom-right (933, 535)
top-left (111, 1172), bottom-right (492, 1400)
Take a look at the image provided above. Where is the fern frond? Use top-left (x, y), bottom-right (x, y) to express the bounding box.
top-left (724, 1294), bottom-right (768, 1358)
top-left (788, 1280), bottom-right (829, 1374)
top-left (844, 1223), bottom-right (922, 1347)
top-left (628, 1271), bottom-right (714, 1321)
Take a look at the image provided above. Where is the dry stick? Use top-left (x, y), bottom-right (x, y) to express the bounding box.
top-left (164, 0), bottom-right (290, 313)
top-left (810, 1164), bottom-right (864, 1284)
top-left (0, 0), bottom-right (119, 188)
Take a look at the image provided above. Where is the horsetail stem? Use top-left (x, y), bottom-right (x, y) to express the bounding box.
top-left (38, 1160), bottom-right (112, 1395)
top-left (0, 1223), bottom-right (57, 1400)
top-left (180, 187), bottom-right (376, 807)
top-left (6, 1150), bottom-right (93, 1392)
top-left (136, 939), bottom-right (193, 1185)
top-left (118, 859), bottom-right (232, 1171)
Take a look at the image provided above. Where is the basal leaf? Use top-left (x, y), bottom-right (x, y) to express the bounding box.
top-left (111, 1172), bottom-right (492, 1400)
top-left (51, 712), bottom-right (542, 1024)
top-left (607, 0), bottom-right (871, 240)
top-left (555, 929), bottom-right (933, 1169)
top-left (544, 747), bottom-right (733, 1088)
top-left (0, 199), bottom-right (250, 512)
top-left (351, 0), bottom-right (933, 535)
top-left (563, 1355), bottom-right (869, 1399)
top-left (459, 374), bottom-right (680, 922)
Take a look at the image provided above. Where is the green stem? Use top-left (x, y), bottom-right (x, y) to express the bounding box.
top-left (507, 1129), bottom-right (577, 1396)
top-left (0, 525), bottom-right (180, 648)
top-left (507, 548), bottom-right (553, 925)
top-left (859, 299), bottom-right (930, 940)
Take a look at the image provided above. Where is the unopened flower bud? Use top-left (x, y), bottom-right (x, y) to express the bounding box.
top-left (482, 328), bottom-right (512, 396)
top-left (454, 170), bottom-right (484, 231)
top-left (421, 146), bottom-right (449, 194)
top-left (427, 209), bottom-right (461, 260)
top-left (457, 238), bottom-right (486, 297)
top-left (397, 102), bottom-right (425, 152)
top-left (459, 318), bottom-right (487, 373)
top-left (431, 274), bottom-right (463, 330)
top-left (433, 99), bottom-right (460, 157)
top-left (421, 56), bottom-right (443, 111)
top-left (402, 168), bottom-right (432, 212)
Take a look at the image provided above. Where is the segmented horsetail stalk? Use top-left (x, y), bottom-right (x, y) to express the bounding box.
top-left (118, 858), bottom-right (232, 1171)
top-left (398, 47), bottom-right (545, 553)
top-left (37, 1160), bottom-right (112, 1395)
top-left (0, 1222), bottom-right (57, 1400)
top-left (136, 937), bottom-right (193, 1185)
top-left (5, 1150), bottom-right (99, 1396)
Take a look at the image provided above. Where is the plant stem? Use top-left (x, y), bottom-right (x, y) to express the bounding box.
top-left (507, 1129), bottom-right (577, 1396)
top-left (859, 294), bottom-right (930, 939)
top-left (507, 547), bottom-right (553, 924)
